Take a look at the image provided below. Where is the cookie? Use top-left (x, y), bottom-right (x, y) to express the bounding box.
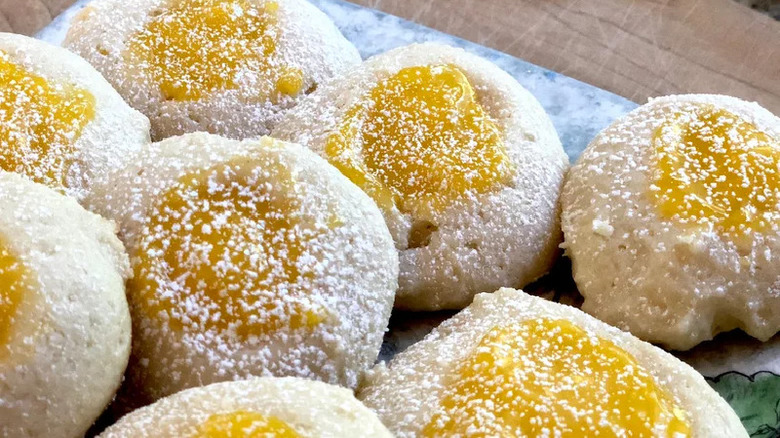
top-left (0, 32), bottom-right (149, 200)
top-left (274, 43), bottom-right (568, 310)
top-left (0, 172), bottom-right (131, 437)
top-left (358, 288), bottom-right (746, 437)
top-left (64, 0), bottom-right (360, 140)
top-left (87, 133), bottom-right (397, 407)
top-left (562, 94), bottom-right (780, 349)
top-left (99, 377), bottom-right (392, 437)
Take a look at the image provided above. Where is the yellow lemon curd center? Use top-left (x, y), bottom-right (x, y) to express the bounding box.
top-left (423, 318), bottom-right (690, 437)
top-left (325, 64), bottom-right (513, 218)
top-left (197, 411), bottom-right (300, 437)
top-left (0, 237), bottom-right (35, 358)
top-left (132, 158), bottom-right (324, 339)
top-left (0, 50), bottom-right (95, 189)
top-left (652, 104), bottom-right (780, 238)
top-left (127, 0), bottom-right (304, 101)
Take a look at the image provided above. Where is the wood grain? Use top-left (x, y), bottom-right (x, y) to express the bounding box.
top-left (5, 0), bottom-right (780, 115)
top-left (352, 0), bottom-right (780, 114)
top-left (0, 0), bottom-right (73, 35)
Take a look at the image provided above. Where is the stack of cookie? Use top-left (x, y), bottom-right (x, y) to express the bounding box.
top-left (1, 0), bottom-right (776, 436)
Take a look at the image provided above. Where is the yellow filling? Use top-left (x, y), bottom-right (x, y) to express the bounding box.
top-left (197, 411), bottom-right (300, 437)
top-left (0, 50), bottom-right (95, 189)
top-left (423, 318), bottom-right (690, 437)
top-left (0, 236), bottom-right (35, 359)
top-left (126, 0), bottom-right (304, 101)
top-left (653, 104), bottom-right (780, 239)
top-left (131, 157), bottom-right (324, 339)
top-left (325, 64), bottom-right (513, 218)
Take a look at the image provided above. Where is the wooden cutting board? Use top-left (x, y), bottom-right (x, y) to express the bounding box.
top-left (5, 0), bottom-right (780, 115)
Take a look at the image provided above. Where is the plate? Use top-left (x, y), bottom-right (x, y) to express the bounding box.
top-left (38, 1), bottom-right (780, 433)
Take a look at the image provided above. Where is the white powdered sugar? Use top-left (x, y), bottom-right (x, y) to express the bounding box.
top-left (100, 377), bottom-right (392, 437)
top-left (274, 43), bottom-right (570, 311)
top-left (358, 288), bottom-right (747, 438)
top-left (0, 171), bottom-right (131, 437)
top-left (63, 0), bottom-right (360, 141)
top-left (0, 33), bottom-right (149, 202)
top-left (86, 133), bottom-right (397, 408)
top-left (562, 94), bottom-right (780, 350)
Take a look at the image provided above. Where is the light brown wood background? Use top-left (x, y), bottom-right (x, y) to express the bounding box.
top-left (0, 0), bottom-right (73, 35)
top-left (5, 0), bottom-right (780, 114)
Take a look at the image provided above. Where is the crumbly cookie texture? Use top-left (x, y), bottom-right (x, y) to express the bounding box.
top-left (0, 171), bottom-right (131, 438)
top-left (87, 133), bottom-right (398, 409)
top-left (99, 377), bottom-right (392, 437)
top-left (0, 32), bottom-right (150, 201)
top-left (64, 0), bottom-right (360, 141)
top-left (274, 43), bottom-right (569, 311)
top-left (358, 288), bottom-right (747, 438)
top-left (562, 94), bottom-right (780, 350)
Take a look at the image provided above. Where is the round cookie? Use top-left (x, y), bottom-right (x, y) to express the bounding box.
top-left (99, 377), bottom-right (392, 437)
top-left (358, 288), bottom-right (747, 437)
top-left (273, 43), bottom-right (569, 311)
top-left (87, 133), bottom-right (398, 407)
top-left (0, 172), bottom-right (132, 438)
top-left (64, 0), bottom-right (361, 141)
top-left (561, 94), bottom-right (780, 350)
top-left (0, 32), bottom-right (149, 201)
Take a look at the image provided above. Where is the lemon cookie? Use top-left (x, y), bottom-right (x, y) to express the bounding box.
top-left (0, 33), bottom-right (149, 201)
top-left (87, 133), bottom-right (397, 406)
top-left (0, 172), bottom-right (131, 438)
top-left (562, 94), bottom-right (780, 350)
top-left (358, 288), bottom-right (746, 437)
top-left (274, 43), bottom-right (569, 311)
top-left (100, 377), bottom-right (391, 437)
top-left (64, 0), bottom-right (360, 140)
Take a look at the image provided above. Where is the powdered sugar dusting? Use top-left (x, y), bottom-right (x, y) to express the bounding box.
top-left (197, 410), bottom-right (301, 436)
top-left (125, 0), bottom-right (303, 102)
top-left (0, 49), bottom-right (94, 192)
top-left (0, 33), bottom-right (150, 202)
top-left (422, 318), bottom-right (689, 436)
top-left (652, 104), bottom-right (780, 244)
top-left (90, 134), bottom-right (397, 406)
top-left (133, 155), bottom-right (330, 343)
top-left (325, 64), bottom-right (513, 223)
top-left (101, 377), bottom-right (393, 437)
top-left (0, 171), bottom-right (131, 437)
top-left (562, 94), bottom-right (780, 350)
top-left (274, 43), bottom-right (569, 310)
top-left (0, 233), bottom-right (36, 360)
top-left (358, 289), bottom-right (746, 438)
top-left (63, 0), bottom-right (361, 140)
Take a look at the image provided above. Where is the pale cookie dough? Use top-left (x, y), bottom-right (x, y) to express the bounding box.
top-left (358, 288), bottom-right (747, 438)
top-left (274, 43), bottom-right (569, 311)
top-left (87, 133), bottom-right (398, 409)
top-left (562, 94), bottom-right (780, 350)
top-left (0, 172), bottom-right (132, 438)
top-left (100, 377), bottom-right (392, 437)
top-left (64, 0), bottom-right (360, 140)
top-left (0, 32), bottom-right (149, 201)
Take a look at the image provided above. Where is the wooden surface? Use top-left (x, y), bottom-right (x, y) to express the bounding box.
top-left (351, 0), bottom-right (780, 115)
top-left (5, 0), bottom-right (780, 115)
top-left (0, 0), bottom-right (73, 36)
